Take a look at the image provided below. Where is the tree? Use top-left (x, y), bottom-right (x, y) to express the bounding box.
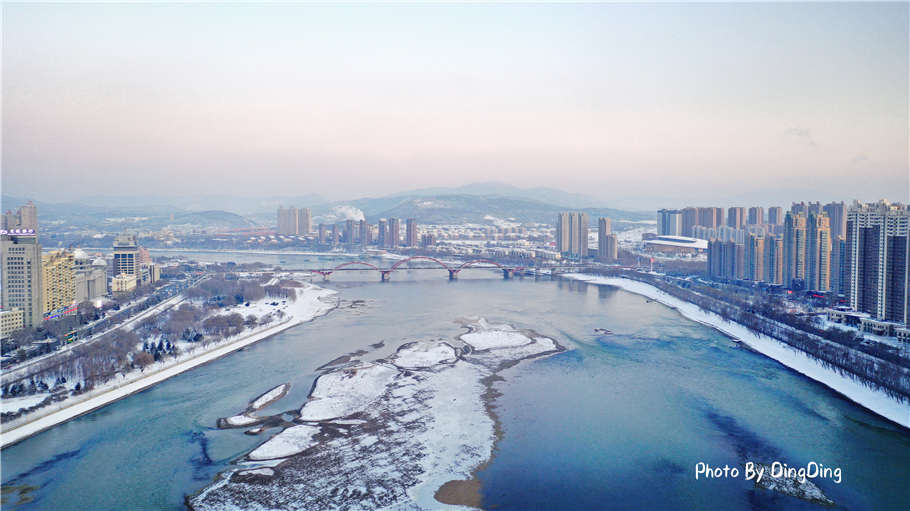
top-left (135, 351), bottom-right (154, 371)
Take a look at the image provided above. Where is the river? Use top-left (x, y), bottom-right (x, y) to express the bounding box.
top-left (2, 252), bottom-right (907, 510)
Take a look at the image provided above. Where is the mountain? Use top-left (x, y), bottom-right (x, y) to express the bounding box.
top-left (389, 181), bottom-right (612, 209)
top-left (345, 195), bottom-right (651, 225)
top-left (2, 195), bottom-right (259, 231)
top-left (64, 194), bottom-right (330, 216)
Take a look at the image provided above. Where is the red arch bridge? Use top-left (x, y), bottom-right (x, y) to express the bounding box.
top-left (284, 257), bottom-right (529, 281)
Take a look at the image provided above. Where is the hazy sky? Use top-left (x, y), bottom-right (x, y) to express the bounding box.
top-left (3, 2), bottom-right (908, 206)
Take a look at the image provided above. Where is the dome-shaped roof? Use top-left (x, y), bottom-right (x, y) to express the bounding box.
top-left (92, 258), bottom-right (107, 266)
top-left (73, 249), bottom-right (89, 260)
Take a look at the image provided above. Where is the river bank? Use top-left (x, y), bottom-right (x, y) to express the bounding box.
top-left (563, 273), bottom-right (910, 429)
top-left (0, 282), bottom-right (339, 449)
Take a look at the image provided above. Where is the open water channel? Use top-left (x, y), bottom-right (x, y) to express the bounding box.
top-left (2, 251), bottom-right (907, 510)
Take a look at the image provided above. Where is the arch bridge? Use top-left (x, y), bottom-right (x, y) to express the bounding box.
top-left (301, 257), bottom-right (526, 281)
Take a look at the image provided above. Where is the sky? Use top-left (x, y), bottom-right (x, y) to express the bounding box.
top-left (3, 2), bottom-right (908, 208)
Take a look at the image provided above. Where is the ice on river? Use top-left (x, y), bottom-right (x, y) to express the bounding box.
top-left (248, 424), bottom-right (322, 461)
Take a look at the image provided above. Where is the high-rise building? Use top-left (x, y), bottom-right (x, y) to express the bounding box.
top-left (1, 226), bottom-right (43, 329)
top-left (346, 219), bottom-right (355, 246)
top-left (42, 251), bottom-right (75, 314)
top-left (657, 209), bottom-right (683, 236)
top-left (830, 236), bottom-right (847, 296)
top-left (287, 206), bottom-right (300, 236)
top-left (331, 224), bottom-right (340, 245)
top-left (377, 219), bottom-right (387, 248)
top-left (823, 201), bottom-right (847, 239)
top-left (406, 219), bottom-right (418, 247)
top-left (389, 218), bottom-right (401, 249)
top-left (556, 212), bottom-right (589, 257)
top-left (2, 201), bottom-right (38, 235)
top-left (597, 218), bottom-right (617, 263)
top-left (277, 206), bottom-right (310, 236)
top-left (299, 208), bottom-right (312, 236)
top-left (318, 223), bottom-right (326, 244)
top-left (744, 233), bottom-right (765, 282)
top-left (791, 202), bottom-right (808, 217)
top-left (682, 207), bottom-right (700, 238)
top-left (359, 220), bottom-right (370, 246)
top-left (555, 213), bottom-right (570, 253)
top-left (783, 212), bottom-right (807, 289)
top-left (768, 207), bottom-right (784, 226)
top-left (764, 234), bottom-right (784, 285)
top-left (113, 234), bottom-right (141, 280)
top-left (708, 239), bottom-right (742, 279)
top-left (747, 207), bottom-right (764, 226)
top-left (846, 200), bottom-right (909, 324)
top-left (806, 212), bottom-right (831, 292)
top-left (727, 207), bottom-right (746, 230)
top-left (277, 206), bottom-right (288, 235)
top-left (699, 208), bottom-right (718, 230)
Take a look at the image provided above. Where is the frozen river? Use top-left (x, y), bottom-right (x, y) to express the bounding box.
top-left (2, 253), bottom-right (907, 510)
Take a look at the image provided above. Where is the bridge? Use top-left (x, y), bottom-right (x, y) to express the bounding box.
top-left (279, 257), bottom-right (532, 281)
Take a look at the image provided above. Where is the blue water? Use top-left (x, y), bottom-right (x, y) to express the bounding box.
top-left (2, 257), bottom-right (908, 510)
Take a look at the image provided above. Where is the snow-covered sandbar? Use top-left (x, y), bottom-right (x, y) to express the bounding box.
top-left (189, 317), bottom-right (564, 511)
top-left (564, 273), bottom-right (910, 429)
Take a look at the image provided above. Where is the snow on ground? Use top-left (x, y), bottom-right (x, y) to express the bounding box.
top-left (298, 364), bottom-right (399, 421)
top-left (0, 395), bottom-right (50, 413)
top-left (0, 282), bottom-right (339, 448)
top-left (564, 274), bottom-right (910, 429)
top-left (461, 331), bottom-right (531, 350)
top-left (226, 414), bottom-right (261, 427)
top-left (392, 341), bottom-right (458, 369)
top-left (251, 383), bottom-right (290, 411)
top-left (238, 468), bottom-right (275, 477)
top-left (248, 424), bottom-right (321, 461)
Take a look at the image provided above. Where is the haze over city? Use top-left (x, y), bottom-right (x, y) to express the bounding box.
top-left (3, 2), bottom-right (908, 209)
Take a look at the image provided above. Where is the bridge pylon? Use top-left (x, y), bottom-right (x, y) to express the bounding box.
top-left (380, 271), bottom-right (391, 281)
top-left (448, 270), bottom-right (459, 279)
top-left (502, 269), bottom-right (514, 279)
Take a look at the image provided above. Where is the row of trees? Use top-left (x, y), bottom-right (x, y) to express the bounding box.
top-left (182, 276), bottom-right (297, 307)
top-left (590, 268), bottom-right (910, 403)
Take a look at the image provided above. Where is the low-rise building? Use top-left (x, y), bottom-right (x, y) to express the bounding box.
top-left (112, 274), bottom-right (138, 293)
top-left (0, 309), bottom-right (24, 339)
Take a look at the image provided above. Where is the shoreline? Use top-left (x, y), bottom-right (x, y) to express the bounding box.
top-left (0, 283), bottom-right (339, 449)
top-left (434, 319), bottom-right (567, 510)
top-left (563, 273), bottom-right (910, 430)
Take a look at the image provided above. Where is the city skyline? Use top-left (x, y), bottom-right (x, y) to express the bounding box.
top-left (3, 2), bottom-right (907, 207)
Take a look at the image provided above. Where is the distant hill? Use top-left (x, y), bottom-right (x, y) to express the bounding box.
top-left (64, 193), bottom-right (330, 216)
top-left (2, 195), bottom-right (259, 231)
top-left (344, 195), bottom-right (651, 225)
top-left (389, 181), bottom-right (612, 209)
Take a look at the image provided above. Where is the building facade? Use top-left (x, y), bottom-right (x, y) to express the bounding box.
top-left (406, 219), bottom-right (418, 247)
top-left (113, 235), bottom-right (141, 279)
top-left (597, 217), bottom-right (617, 263)
top-left (1, 229), bottom-right (43, 329)
top-left (42, 251), bottom-right (76, 314)
top-left (846, 200), bottom-right (909, 325)
top-left (389, 218), bottom-right (401, 248)
top-left (783, 212), bottom-right (807, 289)
top-left (556, 212), bottom-right (589, 257)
